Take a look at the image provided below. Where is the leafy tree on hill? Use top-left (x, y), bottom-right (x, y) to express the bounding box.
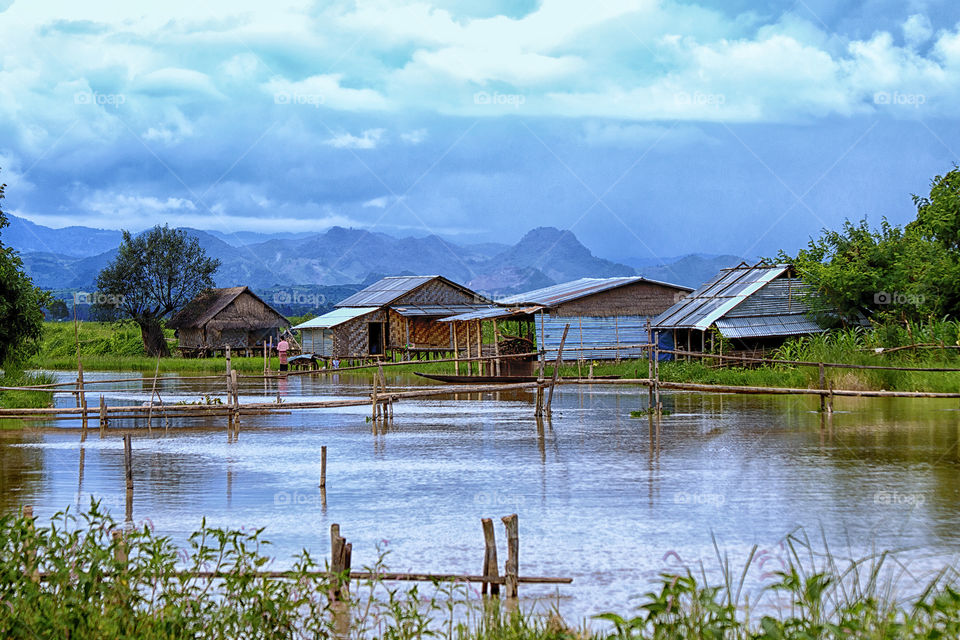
top-left (782, 167), bottom-right (960, 324)
top-left (0, 172), bottom-right (45, 365)
top-left (96, 226), bottom-right (220, 357)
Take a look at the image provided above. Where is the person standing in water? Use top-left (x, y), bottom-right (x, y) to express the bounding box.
top-left (277, 336), bottom-right (290, 372)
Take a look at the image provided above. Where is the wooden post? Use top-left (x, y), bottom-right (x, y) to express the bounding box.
top-left (544, 324), bottom-right (570, 414)
top-left (465, 322), bottom-right (472, 376)
top-left (493, 319), bottom-right (502, 377)
top-left (123, 434), bottom-right (133, 522)
top-left (112, 530), bottom-right (128, 565)
top-left (268, 337), bottom-right (272, 374)
top-left (319, 445), bottom-right (327, 488)
top-left (263, 341), bottom-right (268, 375)
top-left (827, 381), bottom-right (834, 414)
top-left (371, 373), bottom-right (380, 422)
top-left (453, 323), bottom-right (460, 375)
top-left (99, 395), bottom-right (107, 435)
top-left (654, 331), bottom-right (661, 413)
top-left (588, 362), bottom-right (594, 379)
top-left (481, 518), bottom-right (500, 596)
top-left (78, 363), bottom-right (89, 435)
top-left (475, 320), bottom-right (483, 376)
top-left (501, 514), bottom-right (519, 598)
top-left (329, 524), bottom-right (349, 601)
top-left (647, 319), bottom-right (654, 410)
top-left (225, 345), bottom-right (232, 374)
top-left (819, 363), bottom-right (826, 412)
top-left (23, 505), bottom-right (38, 582)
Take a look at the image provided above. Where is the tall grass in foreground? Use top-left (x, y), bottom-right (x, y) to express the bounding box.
top-left (4, 503), bottom-right (960, 638)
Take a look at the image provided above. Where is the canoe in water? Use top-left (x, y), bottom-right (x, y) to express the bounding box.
top-left (414, 373), bottom-right (620, 384)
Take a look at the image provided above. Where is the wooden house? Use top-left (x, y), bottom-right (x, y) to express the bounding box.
top-left (292, 276), bottom-right (489, 361)
top-left (441, 276), bottom-right (693, 363)
top-left (168, 286), bottom-right (291, 356)
top-left (653, 262), bottom-right (835, 353)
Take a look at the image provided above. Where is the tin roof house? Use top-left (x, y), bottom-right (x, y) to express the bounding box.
top-left (441, 276), bottom-right (693, 362)
top-left (292, 276), bottom-right (489, 361)
top-left (652, 262), bottom-right (832, 353)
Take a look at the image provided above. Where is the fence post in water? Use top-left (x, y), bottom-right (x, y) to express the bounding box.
top-left (647, 319), bottom-right (654, 409)
top-left (99, 395), bottom-right (107, 435)
top-left (453, 323), bottom-right (460, 375)
top-left (653, 332), bottom-right (661, 414)
top-left (320, 445), bottom-right (327, 488)
top-left (827, 382), bottom-right (834, 414)
top-left (501, 514), bottom-right (519, 598)
top-left (123, 434), bottom-right (133, 522)
top-left (544, 324), bottom-right (570, 415)
top-left (23, 505), bottom-right (38, 582)
top-left (225, 345), bottom-right (232, 374)
top-left (112, 530), bottom-right (128, 566)
top-left (493, 319), bottom-right (502, 377)
top-left (481, 518), bottom-right (500, 596)
top-left (78, 363), bottom-right (89, 435)
top-left (819, 363), bottom-right (826, 412)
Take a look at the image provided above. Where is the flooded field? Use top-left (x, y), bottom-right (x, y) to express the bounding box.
top-left (4, 370), bottom-right (960, 619)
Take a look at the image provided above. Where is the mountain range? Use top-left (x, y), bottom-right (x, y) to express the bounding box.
top-left (6, 214), bottom-right (745, 296)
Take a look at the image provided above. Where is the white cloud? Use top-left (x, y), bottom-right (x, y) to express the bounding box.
top-left (362, 196), bottom-right (390, 208)
top-left (264, 74), bottom-right (388, 111)
top-left (400, 128), bottom-right (427, 144)
top-left (903, 14), bottom-right (933, 49)
top-left (324, 128), bottom-right (385, 149)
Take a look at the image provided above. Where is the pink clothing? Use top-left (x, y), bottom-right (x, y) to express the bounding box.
top-left (277, 339), bottom-right (289, 364)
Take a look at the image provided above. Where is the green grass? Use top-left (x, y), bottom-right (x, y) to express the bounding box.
top-left (0, 369), bottom-right (54, 409)
top-left (5, 503), bottom-right (960, 638)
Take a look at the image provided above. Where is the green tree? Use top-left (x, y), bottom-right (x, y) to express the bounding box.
top-left (45, 298), bottom-right (68, 321)
top-left (96, 226), bottom-right (220, 357)
top-left (0, 173), bottom-right (45, 365)
top-left (782, 168), bottom-right (960, 324)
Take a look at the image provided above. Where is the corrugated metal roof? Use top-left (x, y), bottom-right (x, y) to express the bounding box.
top-left (335, 276), bottom-right (437, 307)
top-left (438, 305), bottom-right (544, 322)
top-left (653, 264), bottom-right (793, 330)
top-left (715, 314), bottom-right (827, 338)
top-left (292, 307), bottom-right (378, 330)
top-left (500, 276), bottom-right (691, 307)
top-left (391, 304), bottom-right (492, 318)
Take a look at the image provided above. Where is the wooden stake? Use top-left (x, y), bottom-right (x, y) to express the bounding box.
top-left (475, 320), bottom-right (482, 376)
top-left (225, 345), bottom-right (232, 374)
top-left (320, 445), bottom-right (327, 488)
top-left (79, 363), bottom-right (89, 434)
top-left (99, 395), bottom-right (106, 435)
top-left (501, 514), bottom-right (519, 598)
top-left (481, 518), bottom-right (500, 596)
top-left (819, 362), bottom-right (826, 412)
top-left (112, 530), bottom-right (128, 565)
top-left (146, 356), bottom-right (160, 434)
top-left (827, 381), bottom-right (834, 414)
top-left (493, 319), bottom-right (501, 377)
top-left (653, 332), bottom-right (661, 413)
top-left (263, 341), bottom-right (268, 375)
top-left (453, 323), bottom-right (460, 375)
top-left (123, 434), bottom-right (133, 522)
top-left (544, 324), bottom-right (570, 414)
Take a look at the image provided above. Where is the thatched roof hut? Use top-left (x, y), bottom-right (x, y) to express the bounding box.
top-left (168, 286), bottom-right (290, 355)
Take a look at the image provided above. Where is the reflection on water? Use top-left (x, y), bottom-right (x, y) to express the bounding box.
top-left (4, 371), bottom-right (960, 617)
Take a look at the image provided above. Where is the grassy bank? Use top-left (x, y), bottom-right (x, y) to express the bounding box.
top-left (4, 503), bottom-right (960, 638)
top-left (0, 369), bottom-right (54, 409)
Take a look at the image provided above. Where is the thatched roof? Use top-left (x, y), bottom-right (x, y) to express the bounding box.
top-left (167, 286), bottom-right (290, 330)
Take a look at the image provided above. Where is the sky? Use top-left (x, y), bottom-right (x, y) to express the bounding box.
top-left (1, 0), bottom-right (959, 263)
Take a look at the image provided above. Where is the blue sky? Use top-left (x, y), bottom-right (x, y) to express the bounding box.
top-left (1, 0), bottom-right (959, 262)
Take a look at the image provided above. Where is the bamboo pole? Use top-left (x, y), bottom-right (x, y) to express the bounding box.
top-left (475, 320), bottom-right (482, 376)
top-left (646, 319), bottom-right (654, 410)
top-left (493, 319), bottom-right (501, 377)
top-left (544, 324), bottom-right (570, 414)
top-left (481, 518), bottom-right (500, 596)
top-left (79, 364), bottom-right (88, 434)
top-left (653, 332), bottom-right (661, 413)
top-left (225, 345), bottom-right (232, 374)
top-left (819, 363), bottom-right (826, 412)
top-left (99, 395), bottom-right (106, 436)
top-left (146, 355), bottom-right (160, 434)
top-left (453, 323), bottom-right (460, 375)
top-left (123, 434), bottom-right (133, 523)
top-left (319, 445), bottom-right (327, 488)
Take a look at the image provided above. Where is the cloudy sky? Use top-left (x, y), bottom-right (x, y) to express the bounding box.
top-left (1, 0), bottom-right (959, 262)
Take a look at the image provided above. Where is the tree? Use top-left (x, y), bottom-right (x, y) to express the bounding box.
top-left (96, 226), bottom-right (220, 357)
top-left (0, 172), bottom-right (45, 364)
top-left (781, 167), bottom-right (960, 324)
top-left (45, 298), bottom-right (69, 321)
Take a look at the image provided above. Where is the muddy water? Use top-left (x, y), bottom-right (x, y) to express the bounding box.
top-left (4, 370), bottom-right (960, 618)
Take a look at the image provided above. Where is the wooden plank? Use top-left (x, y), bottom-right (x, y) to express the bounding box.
top-left (544, 324), bottom-right (570, 414)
